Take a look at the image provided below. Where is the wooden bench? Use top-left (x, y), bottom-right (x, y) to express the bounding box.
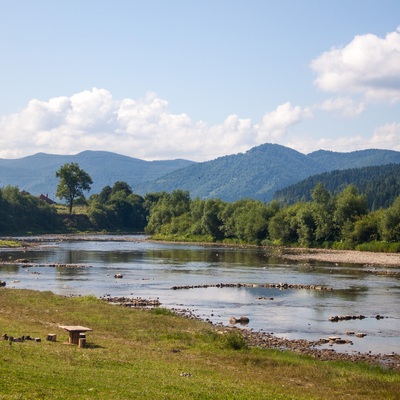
top-left (59, 325), bottom-right (92, 345)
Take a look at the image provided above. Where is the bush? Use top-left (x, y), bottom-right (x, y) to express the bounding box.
top-left (355, 241), bottom-right (400, 253)
top-left (151, 307), bottom-right (174, 316)
top-left (220, 331), bottom-right (248, 351)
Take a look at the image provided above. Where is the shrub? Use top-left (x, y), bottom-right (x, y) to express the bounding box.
top-left (220, 331), bottom-right (248, 351)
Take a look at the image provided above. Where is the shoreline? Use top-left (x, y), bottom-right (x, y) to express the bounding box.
top-left (276, 247), bottom-right (400, 267)
top-left (2, 234), bottom-right (400, 369)
top-left (166, 306), bottom-right (400, 371)
top-left (2, 233), bottom-right (400, 267)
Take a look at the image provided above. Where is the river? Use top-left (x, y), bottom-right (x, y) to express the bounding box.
top-left (1, 235), bottom-right (399, 355)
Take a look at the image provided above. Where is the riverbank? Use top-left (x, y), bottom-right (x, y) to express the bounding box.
top-left (1, 234), bottom-right (399, 371)
top-left (2, 234), bottom-right (400, 267)
top-left (0, 289), bottom-right (399, 399)
top-left (149, 238), bottom-right (400, 269)
top-left (172, 307), bottom-right (400, 371)
top-left (276, 247), bottom-right (400, 267)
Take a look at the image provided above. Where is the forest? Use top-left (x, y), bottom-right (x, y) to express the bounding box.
top-left (274, 163), bottom-right (400, 210)
top-left (1, 179), bottom-right (400, 252)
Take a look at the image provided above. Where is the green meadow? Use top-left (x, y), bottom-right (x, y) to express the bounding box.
top-left (0, 289), bottom-right (399, 399)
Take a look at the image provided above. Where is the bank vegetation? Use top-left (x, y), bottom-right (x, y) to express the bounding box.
top-left (2, 180), bottom-right (400, 253)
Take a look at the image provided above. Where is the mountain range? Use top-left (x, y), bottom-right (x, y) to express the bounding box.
top-left (0, 151), bottom-right (194, 199)
top-left (1, 144), bottom-right (400, 202)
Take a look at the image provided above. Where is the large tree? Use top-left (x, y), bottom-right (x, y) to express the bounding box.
top-left (56, 163), bottom-right (93, 214)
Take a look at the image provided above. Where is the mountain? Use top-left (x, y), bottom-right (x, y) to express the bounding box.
top-left (0, 151), bottom-right (194, 199)
top-left (1, 145), bottom-right (400, 203)
top-left (273, 163), bottom-right (400, 210)
top-left (135, 145), bottom-right (400, 202)
top-left (308, 149), bottom-right (400, 170)
top-left (135, 143), bottom-right (323, 201)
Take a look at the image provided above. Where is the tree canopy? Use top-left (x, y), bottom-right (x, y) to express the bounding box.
top-left (56, 163), bottom-right (93, 214)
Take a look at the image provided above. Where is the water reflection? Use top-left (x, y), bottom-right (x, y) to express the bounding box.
top-left (1, 236), bottom-right (399, 355)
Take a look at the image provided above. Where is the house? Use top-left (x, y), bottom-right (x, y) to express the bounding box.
top-left (38, 194), bottom-right (57, 205)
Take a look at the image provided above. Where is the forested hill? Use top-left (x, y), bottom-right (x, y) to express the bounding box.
top-left (136, 145), bottom-right (400, 202)
top-left (136, 144), bottom-right (323, 202)
top-left (308, 148), bottom-right (400, 170)
top-left (2, 144), bottom-right (400, 202)
top-left (273, 163), bottom-right (400, 210)
top-left (0, 151), bottom-right (194, 199)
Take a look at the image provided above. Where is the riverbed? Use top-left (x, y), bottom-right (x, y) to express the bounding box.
top-left (1, 235), bottom-right (399, 357)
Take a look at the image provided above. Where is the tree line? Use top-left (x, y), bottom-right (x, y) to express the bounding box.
top-left (1, 162), bottom-right (400, 252)
top-left (274, 163), bottom-right (400, 210)
top-left (0, 186), bottom-right (62, 233)
top-left (144, 183), bottom-right (400, 250)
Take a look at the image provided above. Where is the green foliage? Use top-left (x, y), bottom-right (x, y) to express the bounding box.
top-left (73, 294), bottom-right (101, 303)
top-left (0, 186), bottom-right (62, 234)
top-left (56, 163), bottom-right (93, 214)
top-left (333, 185), bottom-right (368, 241)
top-left (144, 184), bottom-right (400, 249)
top-left (0, 240), bottom-right (21, 247)
top-left (220, 331), bottom-right (249, 351)
top-left (87, 182), bottom-right (147, 232)
top-left (275, 163), bottom-right (400, 211)
top-left (350, 212), bottom-right (381, 244)
top-left (145, 190), bottom-right (190, 235)
top-left (268, 204), bottom-right (301, 244)
top-left (380, 195), bottom-right (400, 242)
top-left (151, 307), bottom-right (175, 316)
top-left (355, 241), bottom-right (400, 252)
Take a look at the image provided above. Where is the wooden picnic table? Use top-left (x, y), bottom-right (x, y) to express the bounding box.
top-left (59, 325), bottom-right (92, 345)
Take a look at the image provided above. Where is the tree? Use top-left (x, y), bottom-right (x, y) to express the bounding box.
top-left (56, 163), bottom-right (93, 214)
top-left (333, 185), bottom-right (368, 241)
top-left (311, 183), bottom-right (334, 243)
top-left (380, 195), bottom-right (400, 241)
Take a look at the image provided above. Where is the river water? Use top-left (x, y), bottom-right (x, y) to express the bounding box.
top-left (1, 235), bottom-right (399, 355)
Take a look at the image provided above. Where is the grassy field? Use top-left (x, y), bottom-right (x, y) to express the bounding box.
top-left (0, 289), bottom-right (399, 399)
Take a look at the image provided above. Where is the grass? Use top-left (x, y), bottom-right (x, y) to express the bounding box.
top-left (355, 241), bottom-right (400, 253)
top-left (0, 289), bottom-right (399, 399)
top-left (0, 240), bottom-right (22, 248)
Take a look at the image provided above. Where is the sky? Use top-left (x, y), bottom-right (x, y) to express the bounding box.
top-left (1, 0), bottom-right (400, 161)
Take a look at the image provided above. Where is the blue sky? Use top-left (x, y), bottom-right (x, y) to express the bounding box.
top-left (1, 0), bottom-right (400, 161)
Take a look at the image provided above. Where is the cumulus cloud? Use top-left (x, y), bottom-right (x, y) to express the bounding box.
top-left (256, 102), bottom-right (312, 142)
top-left (286, 121), bottom-right (400, 155)
top-left (0, 88), bottom-right (264, 161)
top-left (1, 86), bottom-right (397, 162)
top-left (370, 122), bottom-right (400, 150)
top-left (315, 97), bottom-right (365, 117)
top-left (287, 134), bottom-right (367, 154)
top-left (311, 27), bottom-right (400, 102)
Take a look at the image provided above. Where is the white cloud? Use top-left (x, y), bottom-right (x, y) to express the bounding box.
top-left (287, 134), bottom-right (367, 154)
top-left (0, 88), bottom-right (261, 161)
top-left (256, 102), bottom-right (312, 142)
top-left (286, 121), bottom-right (400, 155)
top-left (315, 97), bottom-right (365, 117)
top-left (370, 122), bottom-right (400, 150)
top-left (311, 27), bottom-right (400, 102)
top-left (1, 87), bottom-right (398, 162)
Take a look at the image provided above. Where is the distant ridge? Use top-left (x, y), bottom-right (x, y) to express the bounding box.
top-left (1, 144), bottom-right (400, 202)
top-left (136, 143), bottom-right (323, 201)
top-left (135, 144), bottom-right (400, 202)
top-left (0, 151), bottom-right (194, 199)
